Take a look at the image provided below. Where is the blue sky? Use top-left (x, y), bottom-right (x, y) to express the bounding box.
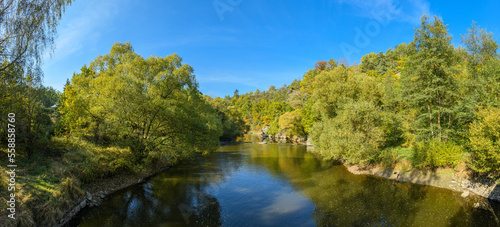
top-left (42, 0), bottom-right (500, 98)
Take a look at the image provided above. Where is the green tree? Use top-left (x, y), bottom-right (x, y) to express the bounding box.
top-left (206, 96), bottom-right (246, 141)
top-left (401, 15), bottom-right (459, 142)
top-left (460, 22), bottom-right (500, 108)
top-left (278, 109), bottom-right (304, 138)
top-left (60, 42), bottom-right (222, 162)
top-left (310, 64), bottom-right (385, 164)
top-left (311, 100), bottom-right (384, 165)
top-left (0, 67), bottom-right (56, 158)
top-left (461, 21), bottom-right (499, 80)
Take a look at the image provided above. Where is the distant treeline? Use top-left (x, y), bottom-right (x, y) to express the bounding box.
top-left (208, 16), bottom-right (500, 176)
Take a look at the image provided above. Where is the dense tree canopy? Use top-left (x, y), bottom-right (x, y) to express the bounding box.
top-left (59, 42), bottom-right (222, 163)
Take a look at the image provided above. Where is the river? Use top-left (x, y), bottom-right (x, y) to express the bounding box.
top-left (70, 141), bottom-right (500, 226)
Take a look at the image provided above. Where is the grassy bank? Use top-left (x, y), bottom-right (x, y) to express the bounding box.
top-left (0, 136), bottom-right (172, 226)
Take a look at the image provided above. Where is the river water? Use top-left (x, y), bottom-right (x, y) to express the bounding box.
top-left (71, 141), bottom-right (500, 226)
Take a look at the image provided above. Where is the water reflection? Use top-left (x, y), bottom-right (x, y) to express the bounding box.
top-left (260, 191), bottom-right (310, 223)
top-left (73, 142), bottom-right (500, 227)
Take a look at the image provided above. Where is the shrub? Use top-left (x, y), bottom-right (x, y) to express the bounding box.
top-left (60, 177), bottom-right (83, 200)
top-left (376, 147), bottom-right (412, 166)
top-left (310, 100), bottom-right (385, 165)
top-left (0, 166), bottom-right (7, 193)
top-left (412, 140), bottom-right (463, 168)
top-left (57, 137), bottom-right (135, 183)
top-left (468, 105), bottom-right (500, 175)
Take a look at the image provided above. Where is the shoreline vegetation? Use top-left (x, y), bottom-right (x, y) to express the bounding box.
top-left (1, 12), bottom-right (500, 226)
top-left (212, 15), bottom-right (500, 206)
top-left (255, 134), bottom-right (500, 203)
top-left (0, 136), bottom-right (175, 226)
top-left (1, 41), bottom-right (227, 226)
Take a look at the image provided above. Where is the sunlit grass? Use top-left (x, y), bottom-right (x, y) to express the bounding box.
top-left (0, 135), bottom-right (158, 226)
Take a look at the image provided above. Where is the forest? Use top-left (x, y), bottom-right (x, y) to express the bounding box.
top-left (0, 0), bottom-right (499, 225)
top-left (211, 16), bottom-right (500, 176)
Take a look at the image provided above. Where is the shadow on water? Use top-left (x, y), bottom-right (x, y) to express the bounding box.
top-left (448, 184), bottom-right (500, 227)
top-left (241, 143), bottom-right (500, 226)
top-left (71, 151), bottom-right (244, 226)
top-left (72, 141), bottom-right (500, 226)
top-left (311, 178), bottom-right (425, 226)
top-left (237, 144), bottom-right (425, 226)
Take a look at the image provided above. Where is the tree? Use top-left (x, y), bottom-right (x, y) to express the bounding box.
top-left (18, 76), bottom-right (54, 158)
top-left (60, 42), bottom-right (222, 162)
top-left (328, 59), bottom-right (338, 69)
top-left (0, 0), bottom-right (72, 158)
top-left (360, 52), bottom-right (378, 73)
top-left (311, 66), bottom-right (381, 120)
top-left (461, 21), bottom-right (499, 79)
top-left (40, 86), bottom-right (61, 107)
top-left (309, 64), bottom-right (385, 164)
top-left (311, 100), bottom-right (384, 165)
top-left (449, 22), bottom-right (500, 142)
top-left (279, 109), bottom-right (304, 138)
top-left (460, 21), bottom-right (500, 106)
top-left (0, 0), bottom-right (73, 79)
top-left (206, 96), bottom-right (246, 142)
top-left (401, 15), bottom-right (459, 142)
top-left (0, 68), bottom-right (55, 158)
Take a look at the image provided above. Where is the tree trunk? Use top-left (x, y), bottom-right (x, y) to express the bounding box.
top-left (427, 101), bottom-right (434, 139)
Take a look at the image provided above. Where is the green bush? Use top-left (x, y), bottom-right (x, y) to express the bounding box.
top-left (412, 140), bottom-right (463, 168)
top-left (55, 137), bottom-right (135, 183)
top-left (468, 106), bottom-right (500, 176)
top-left (76, 147), bottom-right (135, 183)
top-left (376, 147), bottom-right (412, 166)
top-left (310, 100), bottom-right (384, 165)
top-left (0, 166), bottom-right (7, 193)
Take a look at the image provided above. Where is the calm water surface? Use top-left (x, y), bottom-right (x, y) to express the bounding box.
top-left (72, 141), bottom-right (500, 226)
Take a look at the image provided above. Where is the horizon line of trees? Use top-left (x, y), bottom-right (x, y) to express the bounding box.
top-left (214, 15), bottom-right (500, 177)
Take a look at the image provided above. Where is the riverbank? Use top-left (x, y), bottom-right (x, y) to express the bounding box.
top-left (268, 131), bottom-right (500, 204)
top-left (72, 140), bottom-right (500, 226)
top-left (55, 163), bottom-right (171, 227)
top-left (245, 132), bottom-right (311, 145)
top-left (0, 136), bottom-right (174, 226)
top-left (246, 134), bottom-right (500, 203)
top-left (346, 164), bottom-right (500, 203)
top-left (54, 138), bottom-right (499, 226)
